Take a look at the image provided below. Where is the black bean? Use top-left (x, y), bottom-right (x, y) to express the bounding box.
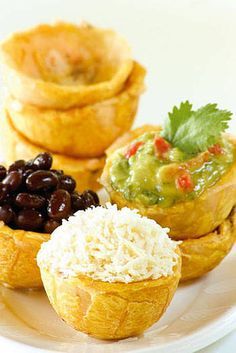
top-left (44, 219), bottom-right (61, 233)
top-left (15, 209), bottom-right (44, 231)
top-left (9, 160), bottom-right (26, 172)
top-left (0, 183), bottom-right (9, 203)
top-left (0, 205), bottom-right (15, 224)
top-left (58, 175), bottom-right (76, 193)
top-left (0, 166), bottom-right (7, 181)
top-left (22, 169), bottom-right (34, 190)
top-left (51, 169), bottom-right (64, 177)
top-left (2, 171), bottom-right (23, 191)
top-left (71, 192), bottom-right (85, 211)
top-left (47, 189), bottom-right (71, 220)
top-left (4, 193), bottom-right (15, 206)
top-left (25, 159), bottom-right (39, 171)
top-left (26, 171), bottom-right (58, 192)
top-left (32, 153), bottom-right (52, 170)
top-left (0, 155), bottom-right (89, 232)
top-left (15, 193), bottom-right (46, 209)
top-left (87, 190), bottom-right (99, 205)
top-left (23, 169), bottom-right (34, 179)
top-left (42, 191), bottom-right (53, 201)
top-left (82, 190), bottom-right (99, 208)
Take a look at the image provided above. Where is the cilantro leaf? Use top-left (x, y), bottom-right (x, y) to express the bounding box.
top-left (162, 101), bottom-right (232, 154)
top-left (162, 101), bottom-right (193, 142)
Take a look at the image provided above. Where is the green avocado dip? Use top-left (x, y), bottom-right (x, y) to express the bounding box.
top-left (109, 132), bottom-right (235, 207)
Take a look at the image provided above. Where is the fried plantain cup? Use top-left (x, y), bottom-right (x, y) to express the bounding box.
top-left (1, 111), bottom-right (105, 192)
top-left (6, 62), bottom-right (145, 158)
top-left (0, 22), bottom-right (133, 109)
top-left (101, 125), bottom-right (236, 240)
top-left (180, 208), bottom-right (236, 282)
top-left (0, 222), bottom-right (49, 289)
top-left (39, 249), bottom-right (181, 340)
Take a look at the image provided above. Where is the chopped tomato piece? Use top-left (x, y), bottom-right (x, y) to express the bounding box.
top-left (208, 144), bottom-right (223, 155)
top-left (176, 173), bottom-right (194, 192)
top-left (125, 141), bottom-right (144, 159)
top-left (154, 137), bottom-right (170, 156)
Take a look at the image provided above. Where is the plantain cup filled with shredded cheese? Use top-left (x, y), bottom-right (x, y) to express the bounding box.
top-left (37, 203), bottom-right (181, 340)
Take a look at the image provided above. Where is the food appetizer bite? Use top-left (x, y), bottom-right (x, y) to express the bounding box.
top-left (1, 111), bottom-right (105, 192)
top-left (6, 61), bottom-right (145, 158)
top-left (0, 153), bottom-right (99, 289)
top-left (37, 204), bottom-right (181, 340)
top-left (101, 102), bottom-right (236, 240)
top-left (180, 207), bottom-right (236, 281)
top-left (0, 22), bottom-right (133, 109)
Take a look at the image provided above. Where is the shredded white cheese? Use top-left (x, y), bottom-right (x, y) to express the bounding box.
top-left (37, 203), bottom-right (178, 283)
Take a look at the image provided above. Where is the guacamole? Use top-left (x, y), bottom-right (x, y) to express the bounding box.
top-left (109, 132), bottom-right (235, 207)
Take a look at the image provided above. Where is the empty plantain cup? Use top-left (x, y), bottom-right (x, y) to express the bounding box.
top-left (0, 22), bottom-right (133, 109)
top-left (6, 62), bottom-right (145, 158)
top-left (1, 110), bottom-right (105, 192)
top-left (101, 125), bottom-right (236, 240)
top-left (180, 207), bottom-right (236, 282)
top-left (37, 204), bottom-right (181, 340)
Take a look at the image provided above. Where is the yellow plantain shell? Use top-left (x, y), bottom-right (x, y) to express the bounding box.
top-left (40, 249), bottom-right (181, 340)
top-left (180, 208), bottom-right (236, 282)
top-left (0, 22), bottom-right (133, 109)
top-left (101, 126), bottom-right (236, 239)
top-left (1, 111), bottom-right (105, 192)
top-left (106, 125), bottom-right (161, 155)
top-left (6, 62), bottom-right (145, 158)
top-left (0, 222), bottom-right (49, 289)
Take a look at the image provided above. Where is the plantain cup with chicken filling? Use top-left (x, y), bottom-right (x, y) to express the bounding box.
top-left (0, 152), bottom-right (100, 289)
top-left (101, 102), bottom-right (236, 240)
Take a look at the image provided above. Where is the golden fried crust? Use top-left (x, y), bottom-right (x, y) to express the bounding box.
top-left (1, 111), bottom-right (105, 192)
top-left (101, 126), bottom-right (236, 239)
top-left (0, 22), bottom-right (133, 109)
top-left (106, 125), bottom-right (161, 155)
top-left (180, 208), bottom-right (236, 282)
top-left (6, 62), bottom-right (145, 158)
top-left (0, 222), bottom-right (49, 289)
top-left (40, 249), bottom-right (181, 340)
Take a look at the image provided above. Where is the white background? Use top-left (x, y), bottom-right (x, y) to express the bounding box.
top-left (0, 0), bottom-right (235, 352)
top-left (0, 0), bottom-right (235, 132)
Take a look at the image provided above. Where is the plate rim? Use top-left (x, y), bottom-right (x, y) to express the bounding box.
top-left (0, 299), bottom-right (235, 353)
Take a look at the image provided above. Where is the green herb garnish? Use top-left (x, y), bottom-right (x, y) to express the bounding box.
top-left (162, 101), bottom-right (232, 154)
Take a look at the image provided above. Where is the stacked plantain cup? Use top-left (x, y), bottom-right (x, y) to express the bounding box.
top-left (0, 22), bottom-right (146, 192)
top-left (101, 125), bottom-right (236, 282)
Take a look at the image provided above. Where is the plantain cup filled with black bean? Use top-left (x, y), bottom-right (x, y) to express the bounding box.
top-left (0, 152), bottom-right (99, 289)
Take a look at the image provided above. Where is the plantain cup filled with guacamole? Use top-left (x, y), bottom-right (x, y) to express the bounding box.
top-left (101, 102), bottom-right (236, 240)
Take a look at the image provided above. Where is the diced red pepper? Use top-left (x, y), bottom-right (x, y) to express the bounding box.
top-left (208, 143), bottom-right (223, 155)
top-left (154, 137), bottom-right (170, 156)
top-left (125, 141), bottom-right (144, 159)
top-left (176, 172), bottom-right (194, 192)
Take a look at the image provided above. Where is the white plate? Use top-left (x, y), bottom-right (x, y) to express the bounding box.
top-left (0, 1), bottom-right (235, 353)
top-left (0, 246), bottom-right (235, 353)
